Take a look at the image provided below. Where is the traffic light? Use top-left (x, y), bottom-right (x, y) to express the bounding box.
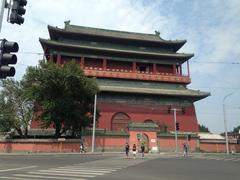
top-left (0, 39), bottom-right (18, 78)
top-left (176, 122), bottom-right (180, 131)
top-left (10, 0), bottom-right (27, 25)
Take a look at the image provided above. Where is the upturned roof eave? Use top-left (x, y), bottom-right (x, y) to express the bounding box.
top-left (39, 38), bottom-right (193, 60)
top-left (99, 85), bottom-right (210, 100)
top-left (48, 25), bottom-right (187, 48)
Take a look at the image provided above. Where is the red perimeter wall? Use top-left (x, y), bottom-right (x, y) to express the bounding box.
top-left (1, 137), bottom-right (239, 153)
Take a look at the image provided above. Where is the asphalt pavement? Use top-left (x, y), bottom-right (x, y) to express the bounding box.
top-left (0, 152), bottom-right (239, 180)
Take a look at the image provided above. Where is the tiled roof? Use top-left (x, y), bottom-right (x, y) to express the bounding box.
top-left (48, 24), bottom-right (186, 45)
top-left (39, 38), bottom-right (193, 60)
top-left (99, 85), bottom-right (210, 98)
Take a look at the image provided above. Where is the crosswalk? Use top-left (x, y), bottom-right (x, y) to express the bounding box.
top-left (0, 155), bottom-right (155, 180)
top-left (158, 153), bottom-right (240, 162)
top-left (1, 154), bottom-right (238, 179)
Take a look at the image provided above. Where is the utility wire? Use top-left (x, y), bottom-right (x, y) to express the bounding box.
top-left (17, 51), bottom-right (240, 65)
top-left (191, 61), bottom-right (240, 65)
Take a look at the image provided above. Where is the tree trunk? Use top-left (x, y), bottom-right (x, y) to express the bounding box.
top-left (24, 127), bottom-right (28, 138)
top-left (15, 128), bottom-right (23, 138)
top-left (54, 123), bottom-right (61, 138)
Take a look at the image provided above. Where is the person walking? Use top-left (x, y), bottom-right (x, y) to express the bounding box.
top-left (183, 143), bottom-right (188, 157)
top-left (132, 144), bottom-right (137, 159)
top-left (80, 142), bottom-right (86, 153)
top-left (141, 143), bottom-right (145, 158)
top-left (125, 143), bottom-right (130, 158)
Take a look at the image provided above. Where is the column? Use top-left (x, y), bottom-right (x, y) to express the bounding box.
top-left (133, 62), bottom-right (136, 73)
top-left (187, 61), bottom-right (190, 77)
top-left (173, 64), bottom-right (176, 74)
top-left (103, 58), bottom-right (107, 71)
top-left (57, 54), bottom-right (61, 65)
top-left (80, 57), bottom-right (85, 69)
top-left (49, 54), bottom-right (53, 62)
top-left (180, 65), bottom-right (182, 76)
top-left (153, 64), bottom-right (157, 74)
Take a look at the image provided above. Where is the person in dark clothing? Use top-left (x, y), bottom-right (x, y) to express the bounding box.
top-left (183, 143), bottom-right (188, 157)
top-left (125, 143), bottom-right (130, 158)
top-left (132, 144), bottom-right (137, 159)
top-left (141, 144), bottom-right (145, 158)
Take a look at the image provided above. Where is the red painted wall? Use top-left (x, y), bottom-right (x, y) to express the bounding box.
top-left (1, 138), bottom-right (239, 153)
top-left (129, 131), bottom-right (158, 151)
top-left (199, 143), bottom-right (240, 153)
top-left (158, 137), bottom-right (198, 151)
top-left (97, 102), bottom-right (199, 132)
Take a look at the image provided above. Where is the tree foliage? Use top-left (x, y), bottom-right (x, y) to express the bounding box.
top-left (0, 79), bottom-right (34, 137)
top-left (22, 60), bottom-right (98, 138)
top-left (232, 125), bottom-right (240, 133)
top-left (198, 124), bottom-right (210, 132)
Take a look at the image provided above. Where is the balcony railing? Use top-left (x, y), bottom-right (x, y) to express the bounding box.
top-left (83, 67), bottom-right (191, 83)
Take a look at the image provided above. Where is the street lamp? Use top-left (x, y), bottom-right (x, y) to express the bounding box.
top-left (91, 94), bottom-right (97, 153)
top-left (223, 92), bottom-right (233, 154)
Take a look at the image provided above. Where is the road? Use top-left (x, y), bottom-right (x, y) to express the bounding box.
top-left (0, 153), bottom-right (239, 180)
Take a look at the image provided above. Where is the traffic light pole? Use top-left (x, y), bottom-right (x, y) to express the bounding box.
top-left (91, 94), bottom-right (97, 153)
top-left (0, 0), bottom-right (6, 32)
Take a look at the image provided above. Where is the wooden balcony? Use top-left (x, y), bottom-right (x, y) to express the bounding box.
top-left (83, 67), bottom-right (191, 83)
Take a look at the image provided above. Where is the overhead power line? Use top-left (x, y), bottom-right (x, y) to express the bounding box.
top-left (17, 51), bottom-right (240, 65)
top-left (191, 61), bottom-right (240, 65)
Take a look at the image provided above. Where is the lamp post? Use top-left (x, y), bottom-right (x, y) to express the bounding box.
top-left (223, 92), bottom-right (233, 154)
top-left (91, 94), bottom-right (97, 153)
top-left (173, 108), bottom-right (178, 153)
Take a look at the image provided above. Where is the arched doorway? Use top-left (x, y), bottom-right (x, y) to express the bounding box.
top-left (138, 133), bottom-right (149, 152)
top-left (144, 119), bottom-right (154, 124)
top-left (111, 112), bottom-right (131, 131)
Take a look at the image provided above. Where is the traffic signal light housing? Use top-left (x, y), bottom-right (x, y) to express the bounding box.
top-left (10, 0), bottom-right (27, 25)
top-left (176, 122), bottom-right (180, 131)
top-left (0, 39), bottom-right (18, 78)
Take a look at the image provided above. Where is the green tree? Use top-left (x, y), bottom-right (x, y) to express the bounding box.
top-left (22, 60), bottom-right (98, 138)
top-left (198, 124), bottom-right (210, 132)
top-left (232, 125), bottom-right (240, 133)
top-left (0, 79), bottom-right (34, 137)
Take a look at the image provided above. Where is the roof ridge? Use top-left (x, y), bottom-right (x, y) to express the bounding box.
top-left (65, 24), bottom-right (159, 38)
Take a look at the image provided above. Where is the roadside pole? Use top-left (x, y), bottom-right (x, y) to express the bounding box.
top-left (91, 94), bottom-right (97, 153)
top-left (173, 108), bottom-right (178, 153)
top-left (0, 0), bottom-right (6, 32)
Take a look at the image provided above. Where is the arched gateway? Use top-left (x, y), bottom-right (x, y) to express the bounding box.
top-left (111, 112), bottom-right (131, 131)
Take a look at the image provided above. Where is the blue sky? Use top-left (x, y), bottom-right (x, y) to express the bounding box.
top-left (1, 0), bottom-right (239, 133)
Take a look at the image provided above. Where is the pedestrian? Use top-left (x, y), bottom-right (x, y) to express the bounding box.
top-left (80, 142), bottom-right (85, 153)
top-left (125, 143), bottom-right (130, 158)
top-left (183, 143), bottom-right (188, 157)
top-left (132, 144), bottom-right (137, 159)
top-left (141, 143), bottom-right (145, 158)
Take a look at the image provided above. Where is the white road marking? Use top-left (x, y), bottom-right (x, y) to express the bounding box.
top-left (38, 169), bottom-right (104, 175)
top-left (50, 167), bottom-right (115, 173)
top-left (14, 174), bottom-right (86, 180)
top-left (0, 166), bottom-right (37, 172)
top-left (59, 166), bottom-right (119, 171)
top-left (0, 177), bottom-right (39, 180)
top-left (223, 158), bottom-right (237, 161)
top-left (27, 171), bottom-right (96, 178)
top-left (233, 159), bottom-right (240, 162)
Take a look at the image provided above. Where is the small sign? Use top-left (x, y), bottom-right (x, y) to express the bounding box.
top-left (151, 139), bottom-right (156, 143)
top-left (58, 138), bottom-right (66, 142)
